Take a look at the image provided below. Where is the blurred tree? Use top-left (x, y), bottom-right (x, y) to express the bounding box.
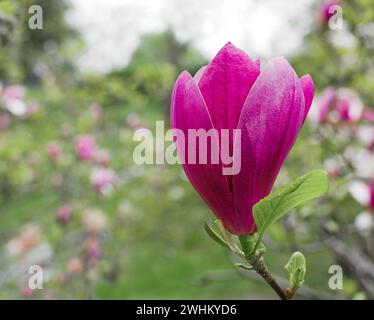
top-left (0, 0), bottom-right (79, 83)
top-left (105, 31), bottom-right (207, 108)
top-left (291, 0), bottom-right (374, 108)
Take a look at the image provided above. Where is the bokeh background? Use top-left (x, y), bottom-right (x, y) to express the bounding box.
top-left (1, 0), bottom-right (374, 299)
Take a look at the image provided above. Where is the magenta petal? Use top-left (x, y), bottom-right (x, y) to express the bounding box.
top-left (198, 42), bottom-right (260, 153)
top-left (171, 71), bottom-right (237, 233)
top-left (232, 57), bottom-right (304, 235)
top-left (369, 180), bottom-right (374, 211)
top-left (193, 66), bottom-right (207, 84)
top-left (300, 74), bottom-right (314, 123)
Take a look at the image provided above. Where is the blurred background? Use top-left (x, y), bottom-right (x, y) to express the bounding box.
top-left (1, 0), bottom-right (374, 299)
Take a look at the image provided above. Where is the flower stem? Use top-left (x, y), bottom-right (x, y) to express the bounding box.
top-left (250, 257), bottom-right (288, 300)
top-left (239, 235), bottom-right (288, 300)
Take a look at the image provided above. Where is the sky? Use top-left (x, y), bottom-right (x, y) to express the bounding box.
top-left (67, 0), bottom-right (316, 73)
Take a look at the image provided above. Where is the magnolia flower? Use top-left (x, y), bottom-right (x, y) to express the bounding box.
top-left (21, 286), bottom-right (33, 298)
top-left (1, 85), bottom-right (28, 117)
top-left (348, 180), bottom-right (374, 212)
top-left (310, 87), bottom-right (335, 123)
top-left (90, 167), bottom-right (118, 195)
top-left (75, 135), bottom-right (96, 161)
top-left (311, 88), bottom-right (363, 124)
top-left (125, 112), bottom-right (142, 128)
top-left (347, 148), bottom-right (374, 178)
top-left (356, 125), bottom-right (374, 151)
top-left (90, 103), bottom-right (103, 120)
top-left (0, 112), bottom-right (11, 130)
top-left (67, 257), bottom-right (83, 273)
top-left (2, 85), bottom-right (25, 100)
top-left (56, 205), bottom-right (72, 224)
top-left (334, 89), bottom-right (363, 123)
top-left (47, 141), bottom-right (61, 161)
top-left (82, 208), bottom-right (107, 233)
top-left (51, 173), bottom-right (64, 188)
top-left (355, 211), bottom-right (374, 233)
top-left (362, 108), bottom-right (374, 123)
top-left (317, 0), bottom-right (340, 27)
top-left (171, 42), bottom-right (314, 235)
top-left (95, 149), bottom-right (110, 167)
top-left (6, 224), bottom-right (43, 256)
top-left (85, 234), bottom-right (101, 264)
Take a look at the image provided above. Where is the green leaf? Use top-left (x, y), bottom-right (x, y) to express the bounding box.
top-left (285, 251), bottom-right (306, 290)
top-left (204, 221), bottom-right (230, 250)
top-left (253, 170), bottom-right (328, 240)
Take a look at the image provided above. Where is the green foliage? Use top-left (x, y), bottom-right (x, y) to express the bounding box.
top-left (253, 170), bottom-right (329, 242)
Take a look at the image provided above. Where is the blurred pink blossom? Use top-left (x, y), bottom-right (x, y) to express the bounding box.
top-left (90, 103), bottom-right (103, 120)
top-left (56, 205), bottom-right (72, 224)
top-left (75, 134), bottom-right (96, 161)
top-left (1, 85), bottom-right (28, 117)
top-left (85, 235), bottom-right (101, 264)
top-left (51, 173), bottom-right (64, 188)
top-left (348, 180), bottom-right (374, 213)
top-left (311, 88), bottom-right (363, 124)
top-left (90, 167), bottom-right (118, 194)
top-left (2, 85), bottom-right (25, 100)
top-left (67, 257), bottom-right (83, 273)
top-left (47, 141), bottom-right (61, 161)
top-left (310, 87), bottom-right (336, 123)
top-left (369, 180), bottom-right (374, 212)
top-left (21, 286), bottom-right (33, 298)
top-left (82, 208), bottom-right (107, 233)
top-left (317, 0), bottom-right (340, 26)
top-left (6, 224), bottom-right (43, 256)
top-left (27, 101), bottom-right (39, 114)
top-left (362, 109), bottom-right (374, 123)
top-left (95, 149), bottom-right (110, 167)
top-left (0, 112), bottom-right (11, 130)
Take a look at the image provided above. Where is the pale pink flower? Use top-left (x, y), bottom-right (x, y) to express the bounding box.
top-left (90, 104), bottom-right (103, 120)
top-left (75, 135), bottom-right (96, 161)
top-left (0, 112), bottom-right (11, 130)
top-left (47, 141), bottom-right (61, 161)
top-left (2, 85), bottom-right (25, 100)
top-left (95, 149), bottom-right (110, 167)
top-left (56, 205), bottom-right (72, 224)
top-left (90, 167), bottom-right (118, 195)
top-left (82, 208), bottom-right (107, 233)
top-left (67, 258), bottom-right (83, 273)
top-left (21, 286), bottom-right (33, 298)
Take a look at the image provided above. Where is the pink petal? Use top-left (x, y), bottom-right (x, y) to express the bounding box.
top-left (198, 42), bottom-right (260, 154)
top-left (300, 74), bottom-right (314, 123)
top-left (369, 180), bottom-right (374, 211)
top-left (232, 57), bottom-right (304, 235)
top-left (171, 71), bottom-right (237, 233)
top-left (363, 109), bottom-right (374, 122)
top-left (314, 87), bottom-right (336, 123)
top-left (193, 66), bottom-right (207, 84)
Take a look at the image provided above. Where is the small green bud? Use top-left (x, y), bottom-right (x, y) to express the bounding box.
top-left (285, 251), bottom-right (306, 291)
